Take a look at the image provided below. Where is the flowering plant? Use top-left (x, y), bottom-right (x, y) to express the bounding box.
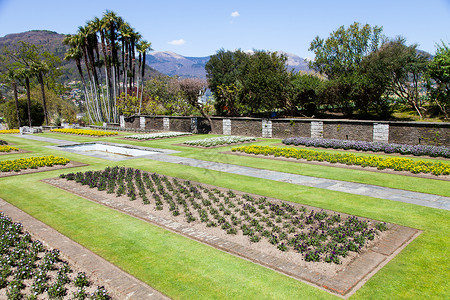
top-left (184, 136), bottom-right (256, 147)
top-left (283, 137), bottom-right (450, 158)
top-left (50, 128), bottom-right (118, 137)
top-left (232, 145), bottom-right (450, 175)
top-left (125, 132), bottom-right (191, 140)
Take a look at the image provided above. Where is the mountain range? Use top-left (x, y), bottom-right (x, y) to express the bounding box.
top-left (146, 51), bottom-right (312, 78)
top-left (0, 30), bottom-right (311, 80)
top-left (0, 30), bottom-right (161, 82)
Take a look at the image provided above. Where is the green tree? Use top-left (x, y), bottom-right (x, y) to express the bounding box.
top-left (4, 97), bottom-right (44, 128)
top-left (206, 49), bottom-right (291, 116)
top-left (426, 42), bottom-right (450, 119)
top-left (308, 22), bottom-right (384, 116)
top-left (289, 72), bottom-right (325, 117)
top-left (205, 49), bottom-right (248, 115)
top-left (239, 50), bottom-right (291, 114)
top-left (0, 41), bottom-right (62, 126)
top-left (367, 38), bottom-right (430, 119)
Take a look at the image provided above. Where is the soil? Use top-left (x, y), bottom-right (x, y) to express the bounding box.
top-left (223, 151), bottom-right (450, 181)
top-left (119, 134), bottom-right (192, 142)
top-left (0, 161), bottom-right (88, 178)
top-left (44, 174), bottom-right (420, 297)
top-left (0, 148), bottom-right (31, 155)
top-left (174, 139), bottom-right (259, 149)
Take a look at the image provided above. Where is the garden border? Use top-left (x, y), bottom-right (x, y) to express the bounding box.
top-left (222, 151), bottom-right (450, 182)
top-left (0, 161), bottom-right (88, 178)
top-left (43, 176), bottom-right (421, 297)
top-left (0, 148), bottom-right (31, 155)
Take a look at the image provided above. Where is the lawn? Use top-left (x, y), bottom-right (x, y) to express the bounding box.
top-left (0, 132), bottom-right (448, 299)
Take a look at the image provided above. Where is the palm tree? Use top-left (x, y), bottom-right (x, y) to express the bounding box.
top-left (16, 67), bottom-right (33, 127)
top-left (6, 70), bottom-right (21, 128)
top-left (31, 61), bottom-right (50, 125)
top-left (136, 40), bottom-right (152, 114)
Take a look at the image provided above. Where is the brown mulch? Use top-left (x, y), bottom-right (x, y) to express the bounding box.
top-left (222, 151), bottom-right (450, 181)
top-left (174, 139), bottom-right (259, 149)
top-left (44, 175), bottom-right (420, 297)
top-left (0, 161), bottom-right (88, 178)
top-left (0, 149), bottom-right (31, 155)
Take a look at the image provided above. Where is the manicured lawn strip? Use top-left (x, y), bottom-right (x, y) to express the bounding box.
top-left (172, 147), bottom-right (450, 197)
top-left (0, 175), bottom-right (333, 299)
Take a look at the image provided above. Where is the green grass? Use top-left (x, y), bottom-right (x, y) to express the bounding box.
top-left (0, 134), bottom-right (449, 299)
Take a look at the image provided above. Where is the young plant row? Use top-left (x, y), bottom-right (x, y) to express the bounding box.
top-left (0, 130), bottom-right (19, 134)
top-left (50, 128), bottom-right (118, 137)
top-left (0, 212), bottom-right (111, 300)
top-left (124, 132), bottom-right (191, 140)
top-left (183, 136), bottom-right (256, 147)
top-left (0, 156), bottom-right (70, 172)
top-left (283, 137), bottom-right (450, 158)
top-left (60, 167), bottom-right (389, 264)
top-left (231, 145), bottom-right (450, 176)
top-left (0, 146), bottom-right (19, 153)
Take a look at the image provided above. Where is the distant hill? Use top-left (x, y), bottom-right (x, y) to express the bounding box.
top-left (147, 51), bottom-right (312, 78)
top-left (0, 30), bottom-right (161, 83)
top-left (146, 51), bottom-right (210, 78)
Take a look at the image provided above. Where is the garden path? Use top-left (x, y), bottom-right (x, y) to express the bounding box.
top-left (16, 134), bottom-right (450, 210)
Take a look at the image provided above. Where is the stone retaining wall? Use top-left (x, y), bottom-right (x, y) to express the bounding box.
top-left (121, 115), bottom-right (450, 146)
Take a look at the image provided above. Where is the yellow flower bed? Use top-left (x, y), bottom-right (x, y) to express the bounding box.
top-left (0, 156), bottom-right (70, 172)
top-left (0, 146), bottom-right (20, 152)
top-left (50, 128), bottom-right (118, 137)
top-left (0, 129), bottom-right (20, 134)
top-left (232, 145), bottom-right (450, 176)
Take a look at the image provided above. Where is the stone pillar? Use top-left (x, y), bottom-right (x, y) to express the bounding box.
top-left (310, 121), bottom-right (323, 138)
top-left (163, 117), bottom-right (170, 131)
top-left (140, 117), bottom-right (145, 130)
top-left (120, 115), bottom-right (125, 128)
top-left (223, 119), bottom-right (231, 135)
top-left (373, 123), bottom-right (389, 143)
top-left (262, 119), bottom-right (272, 138)
top-left (190, 117), bottom-right (198, 133)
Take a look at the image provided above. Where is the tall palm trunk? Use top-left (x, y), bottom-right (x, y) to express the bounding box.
top-left (25, 77), bottom-right (32, 127)
top-left (37, 72), bottom-right (49, 125)
top-left (12, 81), bottom-right (21, 128)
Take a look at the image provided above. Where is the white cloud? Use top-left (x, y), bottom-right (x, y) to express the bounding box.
top-left (168, 39), bottom-right (186, 46)
top-left (231, 11), bottom-right (240, 17)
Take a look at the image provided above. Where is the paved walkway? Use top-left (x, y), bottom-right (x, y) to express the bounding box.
top-left (15, 134), bottom-right (450, 210)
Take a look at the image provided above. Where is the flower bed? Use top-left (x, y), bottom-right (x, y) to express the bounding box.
top-left (232, 145), bottom-right (450, 176)
top-left (50, 128), bottom-right (118, 137)
top-left (0, 146), bottom-right (19, 153)
top-left (0, 156), bottom-right (70, 172)
top-left (183, 136), bottom-right (256, 147)
top-left (283, 137), bottom-right (450, 158)
top-left (0, 212), bottom-right (111, 299)
top-left (124, 132), bottom-right (191, 140)
top-left (0, 129), bottom-right (19, 134)
top-left (60, 166), bottom-right (389, 264)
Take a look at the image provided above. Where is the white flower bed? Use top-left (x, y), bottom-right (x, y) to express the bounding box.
top-left (184, 136), bottom-right (256, 147)
top-left (125, 132), bottom-right (191, 140)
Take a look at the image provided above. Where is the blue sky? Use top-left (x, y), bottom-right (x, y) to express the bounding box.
top-left (0, 0), bottom-right (449, 58)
